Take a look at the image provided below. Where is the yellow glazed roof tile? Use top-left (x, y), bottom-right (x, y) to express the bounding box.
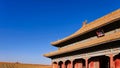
top-left (44, 31), bottom-right (120, 57)
top-left (51, 9), bottom-right (120, 46)
top-left (44, 9), bottom-right (120, 57)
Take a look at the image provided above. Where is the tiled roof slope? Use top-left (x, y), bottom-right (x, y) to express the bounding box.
top-left (51, 9), bottom-right (120, 46)
top-left (44, 9), bottom-right (120, 57)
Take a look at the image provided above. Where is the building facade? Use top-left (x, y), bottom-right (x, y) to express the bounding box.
top-left (44, 9), bottom-right (120, 68)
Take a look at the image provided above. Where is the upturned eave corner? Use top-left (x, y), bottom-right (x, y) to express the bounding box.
top-left (43, 53), bottom-right (50, 58)
top-left (43, 9), bottom-right (120, 68)
top-left (49, 9), bottom-right (120, 47)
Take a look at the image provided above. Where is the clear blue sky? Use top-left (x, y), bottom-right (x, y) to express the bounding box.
top-left (0, 0), bottom-right (120, 64)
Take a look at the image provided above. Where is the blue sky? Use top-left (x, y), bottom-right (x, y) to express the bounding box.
top-left (0, 0), bottom-right (120, 64)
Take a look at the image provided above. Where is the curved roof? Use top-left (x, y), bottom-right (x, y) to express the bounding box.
top-left (44, 9), bottom-right (120, 57)
top-left (51, 9), bottom-right (120, 46)
top-left (44, 31), bottom-right (120, 57)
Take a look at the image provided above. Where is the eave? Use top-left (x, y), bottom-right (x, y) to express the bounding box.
top-left (44, 31), bottom-right (120, 57)
top-left (51, 9), bottom-right (120, 46)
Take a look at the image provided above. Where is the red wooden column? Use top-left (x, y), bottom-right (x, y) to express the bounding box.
top-left (85, 58), bottom-right (88, 68)
top-left (78, 62), bottom-right (83, 68)
top-left (57, 63), bottom-right (58, 68)
top-left (114, 54), bottom-right (120, 68)
top-left (52, 62), bottom-right (58, 68)
top-left (110, 54), bottom-right (115, 68)
top-left (71, 60), bottom-right (73, 68)
top-left (62, 62), bottom-right (65, 68)
top-left (74, 62), bottom-right (77, 68)
top-left (68, 62), bottom-right (71, 68)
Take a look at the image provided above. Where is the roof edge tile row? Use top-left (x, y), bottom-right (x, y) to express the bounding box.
top-left (44, 31), bottom-right (120, 57)
top-left (51, 9), bottom-right (120, 46)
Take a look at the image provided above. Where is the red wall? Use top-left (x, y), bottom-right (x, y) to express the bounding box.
top-left (89, 61), bottom-right (94, 68)
top-left (89, 61), bottom-right (99, 68)
top-left (115, 59), bottom-right (120, 68)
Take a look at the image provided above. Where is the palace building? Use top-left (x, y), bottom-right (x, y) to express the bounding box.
top-left (44, 9), bottom-right (120, 68)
